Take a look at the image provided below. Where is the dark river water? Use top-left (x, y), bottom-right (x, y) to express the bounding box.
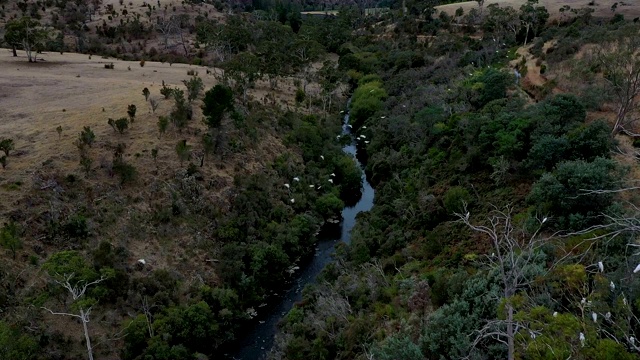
top-left (231, 111), bottom-right (375, 360)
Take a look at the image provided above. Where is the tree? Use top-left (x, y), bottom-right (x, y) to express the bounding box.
top-left (157, 116), bottom-right (169, 138)
top-left (0, 321), bottom-right (38, 360)
top-left (596, 35), bottom-right (640, 135)
top-left (127, 104), bottom-right (137, 123)
top-left (182, 76), bottom-right (204, 103)
top-left (519, 0), bottom-right (549, 46)
top-left (455, 206), bottom-right (550, 360)
top-left (0, 222), bottom-right (21, 259)
top-left (0, 139), bottom-right (15, 156)
top-left (175, 140), bottom-right (191, 166)
top-left (78, 126), bottom-right (95, 147)
top-left (202, 85), bottom-right (234, 129)
top-left (170, 89), bottom-right (190, 132)
top-left (42, 251), bottom-right (111, 360)
top-left (115, 117), bottom-right (129, 134)
top-left (225, 52), bottom-right (261, 103)
top-left (483, 4), bottom-right (520, 44)
top-left (4, 17), bottom-right (51, 62)
top-left (143, 87), bottom-right (150, 101)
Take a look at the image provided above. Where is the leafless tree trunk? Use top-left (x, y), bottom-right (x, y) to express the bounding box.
top-left (456, 205), bottom-right (550, 360)
top-left (42, 274), bottom-right (107, 360)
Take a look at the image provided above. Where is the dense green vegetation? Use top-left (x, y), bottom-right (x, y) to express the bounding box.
top-left (271, 2), bottom-right (640, 360)
top-left (4, 0), bottom-right (640, 359)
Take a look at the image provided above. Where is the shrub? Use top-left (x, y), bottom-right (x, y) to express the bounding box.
top-left (78, 126), bottom-right (95, 147)
top-left (113, 158), bottom-right (137, 185)
top-left (127, 104), bottom-right (137, 122)
top-left (139, 59), bottom-right (145, 67)
top-left (295, 88), bottom-right (306, 104)
top-left (115, 117), bottom-right (129, 134)
top-left (175, 140), bottom-right (191, 165)
top-left (160, 81), bottom-right (174, 99)
top-left (142, 87), bottom-right (150, 101)
top-left (202, 85), bottom-right (233, 129)
top-left (157, 116), bottom-right (169, 137)
top-left (182, 76), bottom-right (204, 102)
top-left (104, 62), bottom-right (114, 69)
top-left (0, 138), bottom-right (14, 156)
top-left (443, 186), bottom-right (472, 214)
top-left (528, 157), bottom-right (618, 229)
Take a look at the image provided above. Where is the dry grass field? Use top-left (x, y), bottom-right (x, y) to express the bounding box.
top-left (0, 50), bottom-right (214, 211)
top-left (436, 0), bottom-right (640, 19)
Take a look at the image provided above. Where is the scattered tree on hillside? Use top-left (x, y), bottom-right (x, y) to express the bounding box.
top-left (596, 34), bottom-right (640, 135)
top-left (170, 89), bottom-right (191, 132)
top-left (115, 117), bottom-right (129, 134)
top-left (175, 140), bottom-right (191, 165)
top-left (0, 139), bottom-right (14, 156)
top-left (42, 251), bottom-right (111, 360)
top-left (127, 104), bottom-right (137, 123)
top-left (157, 116), bottom-right (169, 138)
top-left (0, 222), bottom-right (21, 259)
top-left (225, 52), bottom-right (261, 103)
top-left (202, 85), bottom-right (234, 129)
top-left (78, 126), bottom-right (95, 148)
top-left (4, 17), bottom-right (51, 62)
top-left (142, 87), bottom-right (150, 101)
top-left (182, 76), bottom-right (204, 103)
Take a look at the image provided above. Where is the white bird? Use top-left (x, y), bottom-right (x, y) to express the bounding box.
top-left (290, 198), bottom-right (295, 203)
top-left (542, 217), bottom-right (548, 223)
top-left (381, 116), bottom-right (386, 119)
top-left (553, 312), bottom-right (558, 317)
top-left (592, 312), bottom-right (598, 322)
top-left (309, 185), bottom-right (314, 188)
top-left (362, 126), bottom-right (367, 129)
top-left (631, 337), bottom-right (636, 346)
top-left (610, 281), bottom-right (616, 291)
top-left (581, 298), bottom-right (587, 305)
top-left (340, 110), bottom-right (344, 114)
top-left (336, 135), bottom-right (341, 139)
top-left (328, 179), bottom-right (333, 184)
top-left (598, 261), bottom-right (604, 272)
top-left (360, 135), bottom-right (367, 139)
top-left (347, 124), bottom-right (353, 128)
top-left (330, 173), bottom-right (336, 177)
top-left (529, 331), bottom-right (536, 339)
top-left (605, 312), bottom-right (612, 321)
top-left (317, 186), bottom-right (322, 190)
top-left (293, 177), bottom-right (300, 182)
top-left (365, 141), bottom-right (370, 144)
top-left (634, 263), bottom-right (640, 273)
top-left (320, 155), bottom-right (324, 160)
top-left (137, 259), bottom-right (146, 265)
top-left (284, 183), bottom-right (290, 189)
top-left (579, 332), bottom-right (585, 347)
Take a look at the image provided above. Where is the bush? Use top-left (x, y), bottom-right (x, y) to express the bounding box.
top-left (115, 117), bottom-right (129, 134)
top-left (112, 158), bottom-right (137, 185)
top-left (0, 138), bottom-right (14, 156)
top-left (78, 126), bottom-right (95, 147)
top-left (528, 157), bottom-right (618, 229)
top-left (443, 186), bottom-right (472, 214)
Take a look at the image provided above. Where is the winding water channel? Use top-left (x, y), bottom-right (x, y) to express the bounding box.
top-left (232, 111), bottom-right (375, 360)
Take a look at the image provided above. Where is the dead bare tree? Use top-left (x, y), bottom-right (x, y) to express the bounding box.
top-left (42, 273), bottom-right (107, 360)
top-left (455, 205), bottom-right (550, 360)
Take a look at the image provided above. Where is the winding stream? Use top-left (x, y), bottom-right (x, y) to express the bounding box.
top-left (232, 111), bottom-right (375, 360)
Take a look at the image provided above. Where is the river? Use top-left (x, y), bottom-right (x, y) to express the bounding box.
top-left (231, 111), bottom-right (375, 360)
